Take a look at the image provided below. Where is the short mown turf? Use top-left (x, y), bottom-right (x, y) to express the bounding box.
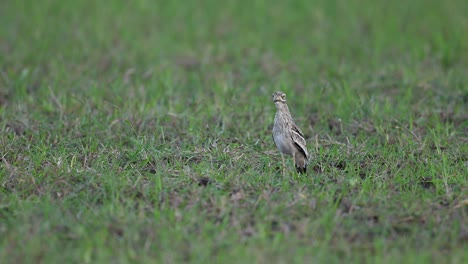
top-left (1, 0), bottom-right (467, 263)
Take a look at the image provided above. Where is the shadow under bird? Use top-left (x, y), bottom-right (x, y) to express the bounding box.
top-left (272, 91), bottom-right (309, 174)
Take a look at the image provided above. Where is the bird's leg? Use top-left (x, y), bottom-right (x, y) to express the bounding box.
top-left (292, 152), bottom-right (297, 175)
top-left (293, 152), bottom-right (298, 175)
top-left (281, 154), bottom-right (286, 176)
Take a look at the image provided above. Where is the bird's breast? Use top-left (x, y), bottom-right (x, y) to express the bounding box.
top-left (273, 132), bottom-right (293, 155)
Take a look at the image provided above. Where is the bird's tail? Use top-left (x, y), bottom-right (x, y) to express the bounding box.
top-left (294, 154), bottom-right (307, 174)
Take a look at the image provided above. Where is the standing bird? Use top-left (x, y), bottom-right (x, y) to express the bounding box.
top-left (272, 91), bottom-right (309, 174)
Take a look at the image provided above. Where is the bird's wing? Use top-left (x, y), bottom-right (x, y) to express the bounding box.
top-left (290, 124), bottom-right (309, 160)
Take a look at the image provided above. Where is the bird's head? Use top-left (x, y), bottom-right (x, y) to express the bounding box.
top-left (272, 91), bottom-right (287, 103)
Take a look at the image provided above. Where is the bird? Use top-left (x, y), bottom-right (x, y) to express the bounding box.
top-left (272, 91), bottom-right (309, 175)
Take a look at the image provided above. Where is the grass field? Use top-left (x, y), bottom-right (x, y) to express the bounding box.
top-left (1, 0), bottom-right (467, 263)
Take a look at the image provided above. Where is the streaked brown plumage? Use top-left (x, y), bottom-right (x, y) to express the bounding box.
top-left (272, 91), bottom-right (309, 174)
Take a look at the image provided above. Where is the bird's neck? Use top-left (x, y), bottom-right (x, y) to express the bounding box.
top-left (275, 102), bottom-right (292, 117)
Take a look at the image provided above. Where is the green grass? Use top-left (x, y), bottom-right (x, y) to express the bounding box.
top-left (1, 0), bottom-right (467, 263)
